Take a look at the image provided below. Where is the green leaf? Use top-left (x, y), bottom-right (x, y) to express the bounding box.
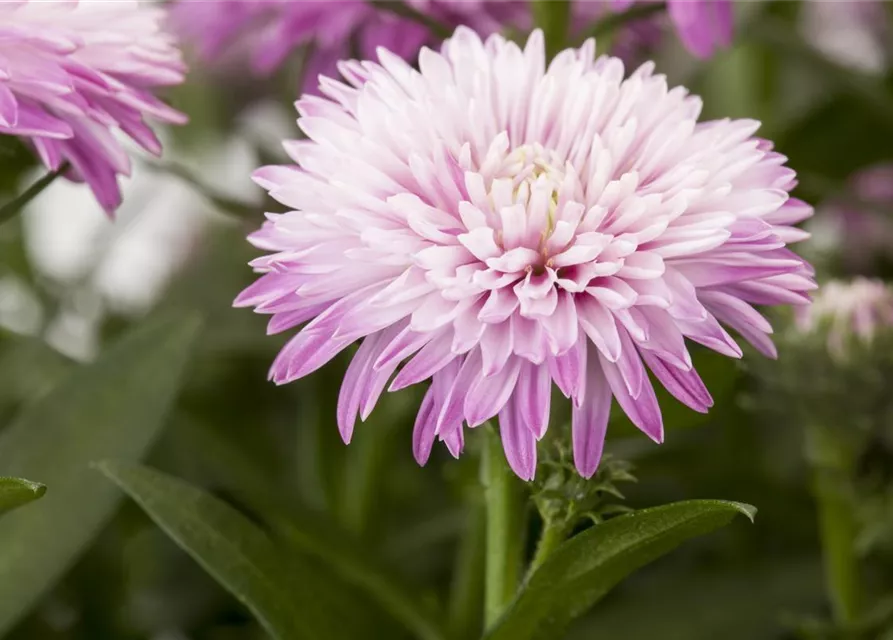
top-left (0, 313), bottom-right (201, 635)
top-left (174, 414), bottom-right (446, 640)
top-left (486, 500), bottom-right (756, 640)
top-left (271, 510), bottom-right (447, 640)
top-left (0, 477), bottom-right (46, 517)
top-left (99, 461), bottom-right (377, 640)
top-left (568, 557), bottom-right (822, 640)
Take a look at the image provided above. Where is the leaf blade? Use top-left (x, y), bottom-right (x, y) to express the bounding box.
top-left (98, 461), bottom-right (308, 640)
top-left (99, 461), bottom-right (378, 640)
top-left (272, 512), bottom-right (447, 640)
top-left (174, 415), bottom-right (447, 640)
top-left (0, 313), bottom-right (201, 635)
top-left (486, 500), bottom-right (756, 640)
top-left (0, 477), bottom-right (46, 516)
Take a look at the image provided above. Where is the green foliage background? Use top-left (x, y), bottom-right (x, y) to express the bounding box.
top-left (1, 1), bottom-right (893, 639)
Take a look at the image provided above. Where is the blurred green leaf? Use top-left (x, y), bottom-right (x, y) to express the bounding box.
top-left (486, 500), bottom-right (756, 640)
top-left (746, 18), bottom-right (893, 136)
top-left (0, 478), bottom-right (45, 517)
top-left (568, 557), bottom-right (821, 640)
top-left (0, 313), bottom-right (201, 635)
top-left (99, 461), bottom-right (374, 640)
top-left (271, 508), bottom-right (447, 640)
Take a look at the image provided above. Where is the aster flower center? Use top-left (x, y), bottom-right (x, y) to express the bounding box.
top-left (473, 141), bottom-right (578, 276)
top-left (499, 143), bottom-right (567, 195)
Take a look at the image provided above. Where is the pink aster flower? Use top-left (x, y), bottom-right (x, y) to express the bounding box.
top-left (614, 0), bottom-right (733, 58)
top-left (0, 0), bottom-right (187, 214)
top-left (171, 0), bottom-right (525, 91)
top-left (797, 278), bottom-right (893, 360)
top-left (236, 28), bottom-right (814, 481)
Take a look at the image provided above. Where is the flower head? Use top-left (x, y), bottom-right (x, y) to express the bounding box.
top-left (237, 28), bottom-right (814, 480)
top-left (0, 0), bottom-right (187, 213)
top-left (614, 0), bottom-right (733, 58)
top-left (172, 0), bottom-right (525, 89)
top-left (797, 278), bottom-right (893, 360)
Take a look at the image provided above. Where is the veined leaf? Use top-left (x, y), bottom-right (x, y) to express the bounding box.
top-left (0, 313), bottom-right (201, 635)
top-left (486, 500), bottom-right (756, 640)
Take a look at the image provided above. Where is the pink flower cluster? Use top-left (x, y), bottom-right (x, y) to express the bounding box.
top-left (797, 278), bottom-right (893, 360)
top-left (173, 0), bottom-right (733, 88)
top-left (0, 0), bottom-right (186, 213)
top-left (171, 0), bottom-right (526, 92)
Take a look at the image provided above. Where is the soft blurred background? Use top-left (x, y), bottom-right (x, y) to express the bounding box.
top-left (1, 1), bottom-right (893, 639)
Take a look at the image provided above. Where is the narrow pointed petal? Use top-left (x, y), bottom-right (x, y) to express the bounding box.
top-left (572, 352), bottom-right (612, 478)
top-left (499, 394), bottom-right (538, 481)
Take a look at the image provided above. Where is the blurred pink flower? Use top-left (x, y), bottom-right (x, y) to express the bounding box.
top-left (171, 0), bottom-right (526, 91)
top-left (614, 0), bottom-right (733, 58)
top-left (236, 28), bottom-right (814, 480)
top-left (0, 0), bottom-right (187, 214)
top-left (822, 165), bottom-right (893, 270)
top-left (797, 278), bottom-right (893, 360)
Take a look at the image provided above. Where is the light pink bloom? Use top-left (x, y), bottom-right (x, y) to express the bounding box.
top-left (237, 29), bottom-right (814, 480)
top-left (0, 0), bottom-right (187, 213)
top-left (797, 278), bottom-right (893, 360)
top-left (614, 0), bottom-right (733, 58)
top-left (171, 0), bottom-right (526, 92)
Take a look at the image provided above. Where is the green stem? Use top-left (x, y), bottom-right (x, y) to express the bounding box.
top-left (145, 160), bottom-right (255, 220)
top-left (482, 425), bottom-right (525, 630)
top-left (367, 1), bottom-right (452, 39)
top-left (807, 424), bottom-right (862, 628)
top-left (582, 2), bottom-right (667, 49)
top-left (527, 518), bottom-right (568, 577)
top-left (532, 0), bottom-right (571, 59)
top-left (447, 500), bottom-right (486, 640)
top-left (0, 164), bottom-right (67, 226)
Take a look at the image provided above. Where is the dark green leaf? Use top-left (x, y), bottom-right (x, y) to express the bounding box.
top-left (0, 313), bottom-right (201, 635)
top-left (0, 477), bottom-right (46, 517)
top-left (271, 508), bottom-right (447, 640)
top-left (746, 18), bottom-right (893, 136)
top-left (172, 412), bottom-right (443, 639)
top-left (173, 414), bottom-right (443, 639)
top-left (486, 500), bottom-right (756, 640)
top-left (568, 558), bottom-right (822, 640)
top-left (99, 461), bottom-right (375, 640)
